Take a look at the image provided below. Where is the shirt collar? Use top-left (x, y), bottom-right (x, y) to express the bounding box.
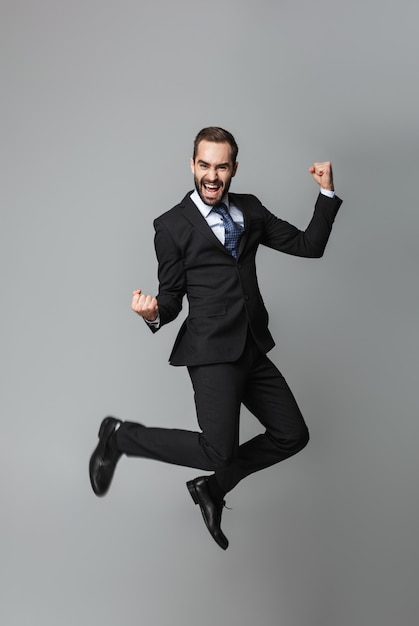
top-left (190, 189), bottom-right (230, 218)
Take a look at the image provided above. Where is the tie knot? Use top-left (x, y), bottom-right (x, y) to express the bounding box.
top-left (212, 203), bottom-right (229, 218)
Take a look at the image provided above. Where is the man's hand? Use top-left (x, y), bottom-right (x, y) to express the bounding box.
top-left (131, 289), bottom-right (159, 321)
top-left (309, 161), bottom-right (334, 191)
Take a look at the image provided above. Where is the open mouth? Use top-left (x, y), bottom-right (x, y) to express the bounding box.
top-left (203, 182), bottom-right (222, 197)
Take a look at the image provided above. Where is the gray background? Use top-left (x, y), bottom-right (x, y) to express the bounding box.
top-left (1, 1), bottom-right (418, 625)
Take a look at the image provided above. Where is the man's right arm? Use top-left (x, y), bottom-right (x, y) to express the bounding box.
top-left (131, 217), bottom-right (186, 331)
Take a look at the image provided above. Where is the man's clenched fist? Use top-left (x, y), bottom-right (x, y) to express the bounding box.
top-left (309, 161), bottom-right (334, 191)
top-left (131, 290), bottom-right (159, 322)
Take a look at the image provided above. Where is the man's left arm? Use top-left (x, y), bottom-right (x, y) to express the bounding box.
top-left (262, 161), bottom-right (342, 258)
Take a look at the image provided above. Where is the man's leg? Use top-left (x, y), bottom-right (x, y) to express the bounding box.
top-left (114, 338), bottom-right (258, 469)
top-left (213, 351), bottom-right (309, 495)
top-left (90, 345), bottom-right (253, 549)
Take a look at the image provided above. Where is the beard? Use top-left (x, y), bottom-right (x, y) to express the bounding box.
top-left (194, 175), bottom-right (233, 206)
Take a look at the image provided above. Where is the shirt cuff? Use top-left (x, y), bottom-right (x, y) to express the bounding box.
top-left (144, 314), bottom-right (160, 329)
top-left (320, 187), bottom-right (335, 198)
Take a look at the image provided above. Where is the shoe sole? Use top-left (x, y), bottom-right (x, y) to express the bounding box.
top-left (89, 417), bottom-right (119, 496)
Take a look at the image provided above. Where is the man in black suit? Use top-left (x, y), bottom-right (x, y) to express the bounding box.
top-left (89, 127), bottom-right (342, 550)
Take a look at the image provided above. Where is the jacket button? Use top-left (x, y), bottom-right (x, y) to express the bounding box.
top-left (244, 295), bottom-right (249, 300)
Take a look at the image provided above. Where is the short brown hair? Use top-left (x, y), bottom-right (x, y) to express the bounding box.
top-left (193, 127), bottom-right (239, 163)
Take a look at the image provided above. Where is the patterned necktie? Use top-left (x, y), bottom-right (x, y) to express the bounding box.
top-left (212, 203), bottom-right (244, 259)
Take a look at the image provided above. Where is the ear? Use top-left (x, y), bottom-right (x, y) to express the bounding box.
top-left (232, 161), bottom-right (238, 177)
top-left (190, 157), bottom-right (195, 175)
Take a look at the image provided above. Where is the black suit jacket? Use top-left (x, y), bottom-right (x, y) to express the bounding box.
top-left (151, 191), bottom-right (342, 366)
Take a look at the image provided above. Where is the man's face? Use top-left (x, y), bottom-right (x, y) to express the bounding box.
top-left (190, 140), bottom-right (238, 206)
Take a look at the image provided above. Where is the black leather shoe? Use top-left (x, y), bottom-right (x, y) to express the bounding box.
top-left (187, 476), bottom-right (229, 550)
top-left (89, 417), bottom-right (122, 496)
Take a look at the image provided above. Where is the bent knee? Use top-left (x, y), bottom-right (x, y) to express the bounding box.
top-left (297, 426), bottom-right (310, 451)
top-left (291, 423), bottom-right (309, 450)
top-left (268, 424), bottom-right (309, 454)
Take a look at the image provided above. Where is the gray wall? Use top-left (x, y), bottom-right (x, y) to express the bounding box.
top-left (2, 1), bottom-right (418, 625)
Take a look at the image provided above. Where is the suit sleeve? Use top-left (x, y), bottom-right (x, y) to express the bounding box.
top-left (261, 193), bottom-right (342, 258)
top-left (152, 217), bottom-right (186, 330)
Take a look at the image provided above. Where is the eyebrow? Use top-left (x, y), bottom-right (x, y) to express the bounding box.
top-left (197, 160), bottom-right (230, 168)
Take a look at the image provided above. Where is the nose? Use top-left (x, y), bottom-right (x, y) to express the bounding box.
top-left (207, 167), bottom-right (218, 181)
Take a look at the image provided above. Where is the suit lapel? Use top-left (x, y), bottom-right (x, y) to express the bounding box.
top-left (180, 192), bottom-right (230, 255)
